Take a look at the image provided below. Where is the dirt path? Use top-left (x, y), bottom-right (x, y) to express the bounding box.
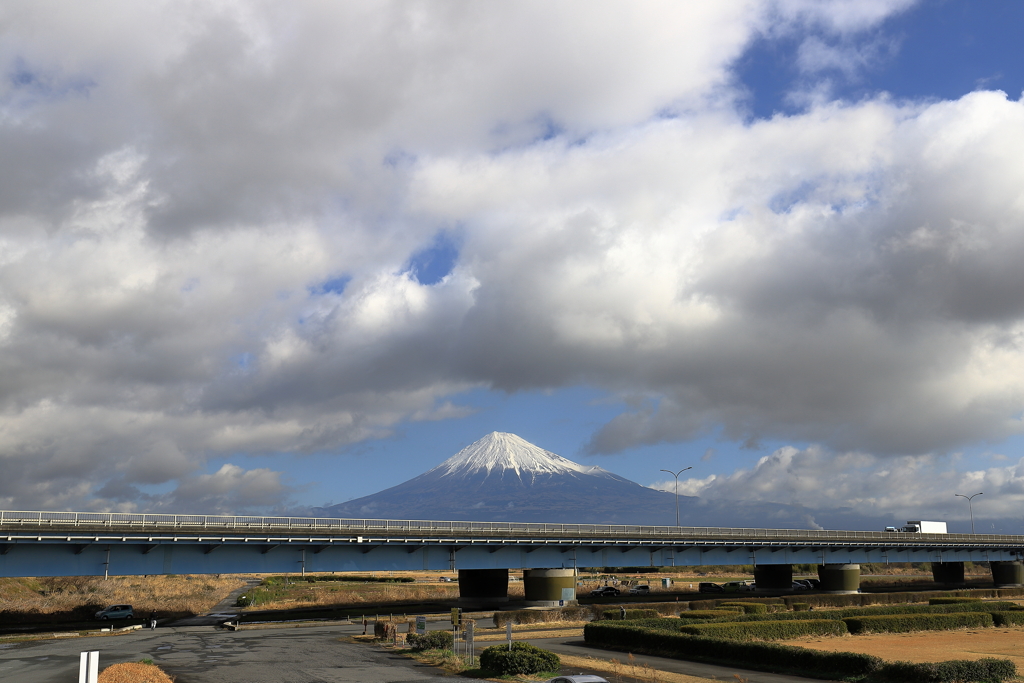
top-left (791, 626), bottom-right (1024, 666)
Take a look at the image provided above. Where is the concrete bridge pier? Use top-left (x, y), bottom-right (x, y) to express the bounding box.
top-left (931, 561), bottom-right (966, 587)
top-left (753, 564), bottom-right (793, 593)
top-left (523, 568), bottom-right (576, 606)
top-left (817, 564), bottom-right (861, 593)
top-left (991, 561), bottom-right (1024, 588)
top-left (457, 568), bottom-right (509, 604)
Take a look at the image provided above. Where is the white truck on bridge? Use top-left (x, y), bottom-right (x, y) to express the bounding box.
top-left (902, 521), bottom-right (947, 533)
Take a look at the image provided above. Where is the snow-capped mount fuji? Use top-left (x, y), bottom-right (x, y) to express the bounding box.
top-left (427, 432), bottom-right (625, 484)
top-left (317, 432), bottom-right (680, 524)
top-left (314, 432), bottom-right (894, 529)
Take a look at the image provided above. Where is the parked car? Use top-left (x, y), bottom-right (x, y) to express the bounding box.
top-left (439, 576), bottom-right (455, 582)
top-left (95, 604), bottom-right (134, 620)
top-left (546, 676), bottom-right (609, 683)
top-left (627, 585), bottom-right (651, 595)
top-left (589, 586), bottom-right (621, 597)
top-left (791, 581), bottom-right (809, 590)
top-left (722, 581), bottom-right (754, 593)
top-left (797, 578), bottom-right (820, 589)
top-left (698, 582), bottom-right (724, 593)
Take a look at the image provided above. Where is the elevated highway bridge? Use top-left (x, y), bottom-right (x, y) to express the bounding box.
top-left (3, 510), bottom-right (1023, 603)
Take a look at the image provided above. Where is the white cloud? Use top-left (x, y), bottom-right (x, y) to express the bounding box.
top-left (670, 444), bottom-right (1024, 526)
top-left (11, 1), bottom-right (1024, 517)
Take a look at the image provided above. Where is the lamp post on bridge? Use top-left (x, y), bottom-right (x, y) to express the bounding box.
top-left (660, 467), bottom-right (692, 527)
top-left (954, 492), bottom-right (983, 534)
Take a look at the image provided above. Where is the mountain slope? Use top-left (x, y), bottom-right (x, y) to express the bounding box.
top-left (320, 432), bottom-right (676, 523)
top-left (314, 432), bottom-right (892, 529)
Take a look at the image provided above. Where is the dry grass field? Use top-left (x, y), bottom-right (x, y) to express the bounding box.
top-left (0, 574), bottom-right (248, 621)
top-left (791, 626), bottom-right (1024, 667)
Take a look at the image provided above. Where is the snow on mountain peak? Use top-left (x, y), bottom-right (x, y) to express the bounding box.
top-left (430, 432), bottom-right (598, 479)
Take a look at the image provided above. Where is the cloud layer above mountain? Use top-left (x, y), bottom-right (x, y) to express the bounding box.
top-left (3, 1), bottom-right (1024, 514)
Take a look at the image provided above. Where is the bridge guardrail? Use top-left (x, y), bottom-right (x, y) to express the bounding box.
top-left (1, 509), bottom-right (1020, 544)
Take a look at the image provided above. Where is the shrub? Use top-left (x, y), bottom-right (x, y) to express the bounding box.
top-left (720, 602), bottom-right (769, 614)
top-left (929, 597), bottom-right (982, 605)
top-left (684, 610), bottom-right (740, 619)
top-left (584, 622), bottom-right (882, 679)
top-left (679, 619), bottom-right (847, 641)
top-left (843, 612), bottom-right (993, 635)
top-left (792, 603), bottom-right (809, 612)
top-left (875, 658), bottom-right (1016, 683)
top-left (991, 611), bottom-right (1024, 627)
top-left (406, 629), bottom-right (453, 651)
top-left (479, 642), bottom-right (560, 675)
top-left (602, 609), bottom-right (660, 620)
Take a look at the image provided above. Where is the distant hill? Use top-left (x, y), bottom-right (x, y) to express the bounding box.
top-left (314, 432), bottom-right (888, 530)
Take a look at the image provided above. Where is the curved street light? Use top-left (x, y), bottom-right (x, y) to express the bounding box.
top-left (954, 492), bottom-right (983, 534)
top-left (661, 467), bottom-right (692, 527)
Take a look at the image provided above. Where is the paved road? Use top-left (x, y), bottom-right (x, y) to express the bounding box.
top-left (0, 624), bottom-right (447, 683)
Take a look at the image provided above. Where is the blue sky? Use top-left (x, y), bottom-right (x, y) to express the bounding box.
top-left (3, 1), bottom-right (1024, 531)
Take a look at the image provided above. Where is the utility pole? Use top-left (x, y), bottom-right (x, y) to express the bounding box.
top-left (955, 492), bottom-right (983, 534)
top-left (660, 467), bottom-right (692, 527)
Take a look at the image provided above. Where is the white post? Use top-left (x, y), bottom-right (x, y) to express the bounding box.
top-left (79, 651), bottom-right (99, 683)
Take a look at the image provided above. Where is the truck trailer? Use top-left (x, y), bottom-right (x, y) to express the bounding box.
top-left (902, 520), bottom-right (947, 533)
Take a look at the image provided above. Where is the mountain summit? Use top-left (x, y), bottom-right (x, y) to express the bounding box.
top-left (428, 432), bottom-right (618, 482)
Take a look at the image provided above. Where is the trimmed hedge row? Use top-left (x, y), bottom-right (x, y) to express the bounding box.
top-left (492, 606), bottom-right (593, 626)
top-left (602, 609), bottom-right (660, 620)
top-left (584, 621), bottom-right (1017, 682)
top-left (479, 642), bottom-right (560, 675)
top-left (991, 611), bottom-right (1024, 627)
top-left (688, 597), bottom-right (784, 610)
top-left (719, 601), bottom-right (771, 614)
top-left (681, 610), bottom-right (740, 619)
top-left (929, 597), bottom-right (982, 605)
top-left (874, 658), bottom-right (1016, 683)
top-left (679, 619), bottom-right (847, 640)
top-left (843, 612), bottom-right (993, 635)
top-left (729, 600), bottom-right (1020, 624)
top-left (584, 622), bottom-right (882, 679)
top-left (770, 587), bottom-right (1024, 610)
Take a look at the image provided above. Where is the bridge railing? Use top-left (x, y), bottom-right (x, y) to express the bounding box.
top-left (1, 509), bottom-right (1019, 543)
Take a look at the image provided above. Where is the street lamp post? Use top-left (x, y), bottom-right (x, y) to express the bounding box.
top-left (954, 492), bottom-right (983, 534)
top-left (660, 467), bottom-right (692, 527)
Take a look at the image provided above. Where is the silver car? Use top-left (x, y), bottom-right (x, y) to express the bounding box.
top-left (95, 604), bottom-right (134, 620)
top-left (546, 677), bottom-right (609, 683)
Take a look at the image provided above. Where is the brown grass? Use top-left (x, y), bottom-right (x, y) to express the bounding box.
top-left (97, 662), bottom-right (173, 683)
top-left (243, 581), bottom-right (460, 611)
top-left (790, 626), bottom-right (1024, 667)
top-left (0, 575), bottom-right (248, 619)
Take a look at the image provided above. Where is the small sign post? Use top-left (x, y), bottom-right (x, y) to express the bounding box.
top-left (506, 621), bottom-right (513, 651)
top-left (415, 615), bottom-right (426, 635)
top-left (79, 651), bottom-right (99, 683)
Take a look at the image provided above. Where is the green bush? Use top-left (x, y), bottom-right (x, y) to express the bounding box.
top-left (479, 642), bottom-right (560, 675)
top-left (679, 619), bottom-right (847, 640)
top-left (991, 611), bottom-right (1024, 627)
top-left (730, 601), bottom-right (1019, 624)
top-left (875, 658), bottom-right (1016, 683)
top-left (843, 612), bottom-right (993, 635)
top-left (602, 609), bottom-right (660, 620)
top-left (929, 597), bottom-right (982, 605)
top-left (406, 630), bottom-right (453, 651)
top-left (792, 603), bottom-right (809, 611)
top-left (684, 610), bottom-right (739, 619)
top-left (584, 622), bottom-right (882, 679)
top-left (720, 602), bottom-right (769, 614)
